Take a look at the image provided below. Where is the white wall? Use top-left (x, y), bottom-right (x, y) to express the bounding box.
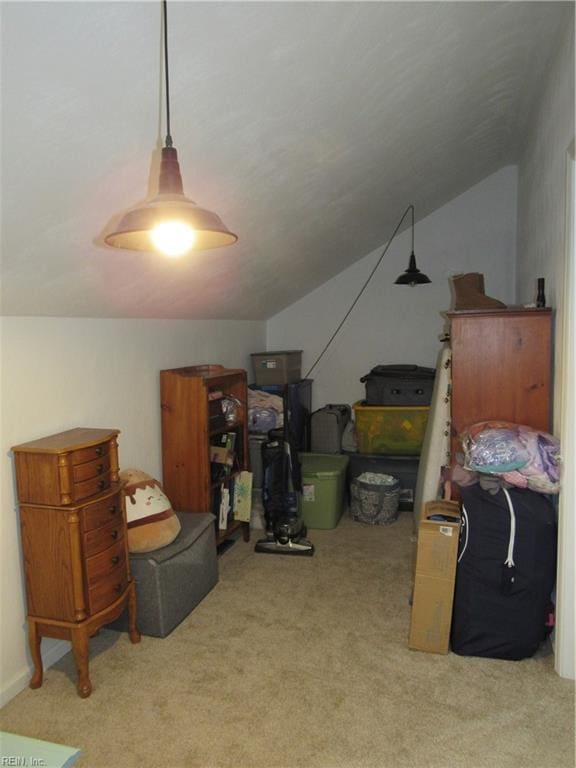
top-left (516, 23), bottom-right (575, 680)
top-left (267, 166), bottom-right (518, 409)
top-left (516, 24), bottom-right (575, 308)
top-left (0, 316), bottom-right (265, 704)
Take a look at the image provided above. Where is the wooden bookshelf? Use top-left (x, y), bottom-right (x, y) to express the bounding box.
top-left (160, 365), bottom-right (250, 546)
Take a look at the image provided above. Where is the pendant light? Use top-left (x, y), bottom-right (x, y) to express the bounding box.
top-left (104, 1), bottom-right (237, 257)
top-left (394, 204), bottom-right (431, 286)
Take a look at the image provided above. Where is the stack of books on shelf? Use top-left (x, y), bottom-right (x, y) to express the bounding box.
top-left (210, 431), bottom-right (236, 483)
top-left (210, 432), bottom-right (252, 530)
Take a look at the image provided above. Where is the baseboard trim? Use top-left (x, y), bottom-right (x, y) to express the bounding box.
top-left (0, 640), bottom-right (70, 708)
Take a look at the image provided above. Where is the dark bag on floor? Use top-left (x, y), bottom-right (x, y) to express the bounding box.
top-left (451, 484), bottom-right (557, 660)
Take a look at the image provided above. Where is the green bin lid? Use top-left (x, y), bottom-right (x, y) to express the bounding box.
top-left (299, 452), bottom-right (349, 477)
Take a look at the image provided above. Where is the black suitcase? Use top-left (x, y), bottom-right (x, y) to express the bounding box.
top-left (310, 404), bottom-right (351, 454)
top-left (360, 364), bottom-right (435, 406)
top-left (451, 484), bottom-right (557, 660)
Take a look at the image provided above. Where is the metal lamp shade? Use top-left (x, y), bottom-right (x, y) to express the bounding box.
top-left (104, 145), bottom-right (237, 253)
top-left (395, 251), bottom-right (431, 286)
top-left (104, 194), bottom-right (238, 252)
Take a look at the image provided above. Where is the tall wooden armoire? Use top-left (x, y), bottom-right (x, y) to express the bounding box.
top-left (447, 307), bottom-right (553, 461)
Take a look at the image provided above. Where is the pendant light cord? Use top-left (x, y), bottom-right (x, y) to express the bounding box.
top-left (304, 204), bottom-right (413, 379)
top-left (163, 0), bottom-right (172, 147)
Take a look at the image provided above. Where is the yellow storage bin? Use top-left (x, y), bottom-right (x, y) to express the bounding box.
top-left (353, 402), bottom-right (430, 455)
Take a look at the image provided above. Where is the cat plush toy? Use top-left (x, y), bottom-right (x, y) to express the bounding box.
top-left (119, 468), bottom-right (181, 553)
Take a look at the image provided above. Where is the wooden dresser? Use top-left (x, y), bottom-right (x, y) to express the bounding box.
top-left (12, 428), bottom-right (140, 698)
top-left (447, 307), bottom-right (552, 461)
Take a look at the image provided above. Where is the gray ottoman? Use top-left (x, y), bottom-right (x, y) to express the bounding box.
top-left (111, 512), bottom-right (218, 638)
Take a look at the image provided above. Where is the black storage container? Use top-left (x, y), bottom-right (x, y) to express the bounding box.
top-left (248, 379), bottom-right (312, 451)
top-left (344, 451), bottom-right (419, 511)
top-left (360, 364), bottom-right (435, 406)
top-left (451, 484), bottom-right (557, 660)
top-left (249, 434), bottom-right (267, 489)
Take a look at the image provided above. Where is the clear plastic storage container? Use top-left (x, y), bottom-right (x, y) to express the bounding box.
top-left (353, 402), bottom-right (430, 455)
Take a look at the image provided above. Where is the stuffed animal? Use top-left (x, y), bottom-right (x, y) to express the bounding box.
top-left (120, 469), bottom-right (181, 553)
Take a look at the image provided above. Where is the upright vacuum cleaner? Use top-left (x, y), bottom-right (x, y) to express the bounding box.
top-left (254, 424), bottom-right (314, 557)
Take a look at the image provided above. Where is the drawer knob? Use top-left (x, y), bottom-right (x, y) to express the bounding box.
top-left (114, 583), bottom-right (122, 594)
top-left (98, 480), bottom-right (106, 491)
top-left (111, 556), bottom-right (120, 565)
top-left (108, 506), bottom-right (117, 515)
top-left (95, 446), bottom-right (103, 456)
top-left (110, 530), bottom-right (119, 540)
top-left (96, 464), bottom-right (104, 474)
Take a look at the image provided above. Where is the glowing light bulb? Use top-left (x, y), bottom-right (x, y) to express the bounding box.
top-left (150, 221), bottom-right (197, 257)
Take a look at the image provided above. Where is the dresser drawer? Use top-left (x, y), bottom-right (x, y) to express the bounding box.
top-left (74, 471), bottom-right (112, 501)
top-left (87, 566), bottom-right (128, 614)
top-left (71, 441), bottom-right (111, 466)
top-left (85, 539), bottom-right (126, 587)
top-left (83, 494), bottom-right (123, 532)
top-left (12, 429), bottom-right (120, 506)
top-left (84, 516), bottom-right (124, 558)
top-left (72, 454), bottom-right (111, 483)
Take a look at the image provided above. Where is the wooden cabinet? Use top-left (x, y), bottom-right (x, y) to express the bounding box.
top-left (14, 427), bottom-right (119, 506)
top-left (12, 428), bottom-right (140, 698)
top-left (160, 365), bottom-right (251, 547)
top-left (447, 308), bottom-right (552, 459)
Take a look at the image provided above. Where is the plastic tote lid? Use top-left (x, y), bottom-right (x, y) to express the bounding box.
top-left (300, 452), bottom-right (349, 476)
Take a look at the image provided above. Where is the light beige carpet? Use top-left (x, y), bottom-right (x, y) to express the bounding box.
top-left (1, 513), bottom-right (574, 768)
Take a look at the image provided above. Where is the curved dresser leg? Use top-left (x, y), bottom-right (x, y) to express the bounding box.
top-left (28, 620), bottom-right (43, 689)
top-left (127, 583), bottom-right (141, 644)
top-left (71, 628), bottom-right (92, 698)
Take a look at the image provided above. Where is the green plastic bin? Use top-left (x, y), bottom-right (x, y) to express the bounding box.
top-left (300, 453), bottom-right (349, 529)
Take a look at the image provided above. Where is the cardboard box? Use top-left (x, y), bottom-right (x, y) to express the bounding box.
top-left (418, 498), bottom-right (459, 524)
top-left (409, 500), bottom-right (461, 654)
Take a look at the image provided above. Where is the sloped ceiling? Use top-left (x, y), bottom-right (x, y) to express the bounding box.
top-left (0, 1), bottom-right (571, 320)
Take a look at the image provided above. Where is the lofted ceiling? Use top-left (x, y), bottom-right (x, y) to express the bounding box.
top-left (0, 1), bottom-right (571, 320)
